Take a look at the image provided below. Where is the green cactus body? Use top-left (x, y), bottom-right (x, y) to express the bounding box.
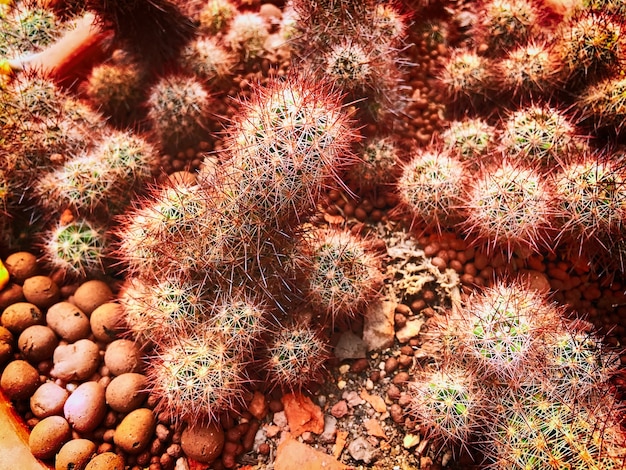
top-left (478, 0), bottom-right (539, 54)
top-left (441, 118), bottom-right (496, 164)
top-left (440, 49), bottom-right (493, 103)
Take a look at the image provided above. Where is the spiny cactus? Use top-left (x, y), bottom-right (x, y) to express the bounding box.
top-left (296, 227), bottom-right (384, 322)
top-left (473, 0), bottom-right (541, 55)
top-left (496, 41), bottom-right (562, 99)
top-left (146, 74), bottom-right (212, 151)
top-left (0, 5), bottom-right (62, 55)
top-left (347, 137), bottom-right (401, 193)
top-left (456, 282), bottom-right (559, 380)
top-left (148, 333), bottom-right (247, 424)
top-left (35, 131), bottom-right (157, 217)
top-left (553, 152), bottom-right (626, 251)
top-left (441, 118), bottom-right (496, 166)
top-left (461, 160), bottom-right (555, 256)
top-left (265, 321), bottom-right (329, 390)
top-left (395, 149), bottom-right (466, 232)
top-left (41, 217), bottom-right (108, 278)
top-left (224, 12), bottom-right (270, 62)
top-left (196, 0), bottom-right (237, 35)
top-left (577, 75), bottom-right (626, 135)
top-left (408, 368), bottom-right (482, 449)
top-left (499, 105), bottom-right (583, 167)
top-left (439, 49), bottom-right (494, 104)
top-left (178, 36), bottom-right (235, 84)
top-left (555, 11), bottom-right (624, 83)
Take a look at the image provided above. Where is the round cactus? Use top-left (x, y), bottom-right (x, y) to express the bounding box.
top-left (368, 2), bottom-right (408, 45)
top-left (474, 0), bottom-right (540, 54)
top-left (555, 11), bottom-right (623, 83)
top-left (457, 282), bottom-right (559, 380)
top-left (323, 41), bottom-right (373, 92)
top-left (408, 368), bottom-right (481, 449)
top-left (1, 5), bottom-right (62, 55)
top-left (553, 153), bottom-right (626, 249)
top-left (179, 36), bottom-right (235, 84)
top-left (439, 49), bottom-right (494, 104)
top-left (42, 218), bottom-right (108, 278)
top-left (496, 41), bottom-right (562, 99)
top-left (577, 75), bottom-right (626, 135)
top-left (461, 160), bottom-right (555, 256)
top-left (441, 118), bottom-right (496, 165)
top-left (83, 58), bottom-right (146, 122)
top-left (265, 321), bottom-right (329, 390)
top-left (347, 137), bottom-right (401, 193)
top-left (396, 149), bottom-right (466, 231)
top-left (146, 74), bottom-right (212, 150)
top-left (224, 12), bottom-right (270, 62)
top-left (297, 228), bottom-right (384, 321)
top-left (148, 333), bottom-right (247, 424)
top-left (197, 0), bottom-right (237, 35)
top-left (499, 105), bottom-right (583, 167)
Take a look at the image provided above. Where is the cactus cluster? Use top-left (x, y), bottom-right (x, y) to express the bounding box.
top-left (409, 281), bottom-right (624, 467)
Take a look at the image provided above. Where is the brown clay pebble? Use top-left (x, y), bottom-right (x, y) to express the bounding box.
top-left (22, 276), bottom-right (60, 309)
top-left (1, 302), bottom-right (43, 334)
top-left (64, 381), bottom-right (107, 433)
top-left (30, 382), bottom-right (70, 418)
top-left (105, 373), bottom-right (148, 413)
top-left (55, 438), bottom-right (97, 470)
top-left (0, 283), bottom-right (24, 310)
top-left (46, 302), bottom-right (91, 342)
top-left (90, 302), bottom-right (125, 343)
top-left (18, 325), bottom-right (58, 363)
top-left (4, 252), bottom-right (38, 284)
top-left (114, 408), bottom-right (157, 454)
top-left (0, 326), bottom-right (13, 365)
top-left (51, 339), bottom-right (100, 381)
top-left (0, 359), bottom-right (40, 399)
top-left (84, 452), bottom-right (125, 470)
top-left (181, 422), bottom-right (225, 463)
top-left (104, 339), bottom-right (143, 375)
top-left (73, 280), bottom-right (113, 315)
top-left (29, 415), bottom-right (71, 459)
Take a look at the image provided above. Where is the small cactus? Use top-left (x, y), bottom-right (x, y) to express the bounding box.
top-left (297, 227), bottom-right (384, 322)
top-left (41, 218), bottom-right (108, 278)
top-left (396, 149), bottom-right (466, 232)
top-left (441, 118), bottom-right (496, 165)
top-left (197, 0), bottom-right (237, 35)
top-left (347, 137), bottom-right (401, 193)
top-left (178, 36), bottom-right (235, 84)
top-left (577, 75), bottom-right (626, 135)
top-left (224, 12), bottom-right (270, 62)
top-left (146, 74), bottom-right (212, 151)
top-left (265, 321), bottom-right (329, 390)
top-left (148, 333), bottom-right (247, 424)
top-left (461, 160), bottom-right (555, 256)
top-left (439, 49), bottom-right (494, 104)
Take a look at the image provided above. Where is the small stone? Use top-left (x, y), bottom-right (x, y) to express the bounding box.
top-left (347, 436), bottom-right (380, 464)
top-left (330, 400), bottom-right (348, 419)
top-left (403, 433), bottom-right (421, 449)
top-left (319, 415), bottom-right (338, 444)
top-left (360, 390), bottom-right (386, 413)
top-left (362, 300), bottom-right (396, 351)
top-left (364, 418), bottom-right (387, 439)
top-left (55, 438), bottom-right (97, 470)
top-left (334, 331), bottom-right (367, 360)
top-left (114, 408), bottom-right (157, 454)
top-left (342, 390), bottom-right (365, 407)
top-left (274, 437), bottom-right (345, 470)
top-left (180, 422), bottom-right (224, 464)
top-left (29, 415), bottom-right (71, 459)
top-left (85, 452), bottom-right (125, 470)
top-left (248, 391), bottom-right (268, 420)
top-left (273, 411), bottom-right (288, 429)
top-left (1, 359), bottom-right (40, 400)
top-left (395, 317), bottom-right (424, 343)
top-left (64, 381), bottom-right (106, 433)
top-left (350, 358), bottom-right (369, 373)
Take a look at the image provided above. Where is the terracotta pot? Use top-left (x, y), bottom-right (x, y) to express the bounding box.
top-left (0, 389), bottom-right (51, 470)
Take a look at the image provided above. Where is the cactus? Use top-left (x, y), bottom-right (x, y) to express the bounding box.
top-left (439, 49), bottom-right (494, 104)
top-left (178, 36), bottom-right (235, 84)
top-left (83, 58), bottom-right (146, 122)
top-left (0, 5), bottom-right (62, 55)
top-left (473, 0), bottom-right (540, 55)
top-left (496, 41), bottom-right (562, 99)
top-left (553, 152), bottom-right (626, 250)
top-left (197, 0), bottom-right (237, 35)
top-left (408, 368), bottom-right (481, 448)
top-left (146, 74), bottom-right (212, 151)
top-left (41, 218), bottom-right (108, 278)
top-left (265, 321), bottom-right (329, 390)
top-left (555, 11), bottom-right (623, 83)
top-left (461, 160), bottom-right (555, 256)
top-left (577, 75), bottom-right (626, 135)
top-left (148, 333), bottom-right (247, 424)
top-left (224, 12), bottom-right (270, 62)
top-left (396, 149), bottom-right (466, 232)
top-left (499, 105), bottom-right (583, 167)
top-left (347, 137), bottom-right (401, 193)
top-left (441, 118), bottom-right (496, 165)
top-left (456, 282), bottom-right (559, 380)
top-left (297, 227), bottom-right (384, 322)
